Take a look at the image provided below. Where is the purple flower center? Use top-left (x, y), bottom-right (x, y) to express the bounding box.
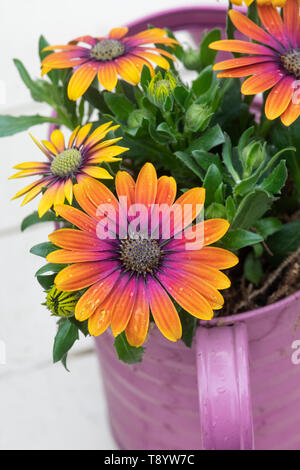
top-left (120, 237), bottom-right (161, 275)
top-left (282, 50), bottom-right (300, 78)
top-left (90, 39), bottom-right (125, 61)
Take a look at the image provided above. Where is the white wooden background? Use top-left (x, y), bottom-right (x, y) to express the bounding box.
top-left (0, 0), bottom-right (227, 450)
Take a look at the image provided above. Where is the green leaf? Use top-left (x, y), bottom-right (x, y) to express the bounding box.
top-left (114, 332), bottom-right (145, 364)
top-left (260, 160), bottom-right (287, 194)
top-left (38, 35), bottom-right (59, 85)
top-left (0, 114), bottom-right (60, 137)
top-left (206, 202), bottom-right (227, 219)
top-left (21, 211), bottom-right (59, 232)
top-left (254, 217), bottom-right (282, 239)
top-left (30, 242), bottom-right (57, 258)
top-left (222, 134), bottom-right (240, 183)
top-left (53, 319), bottom-right (79, 364)
top-left (200, 29), bottom-right (221, 67)
top-left (13, 59), bottom-right (45, 102)
top-left (189, 125), bottom-right (225, 153)
top-left (225, 196), bottom-right (236, 223)
top-left (173, 85), bottom-right (190, 109)
top-left (237, 126), bottom-right (254, 162)
top-left (140, 65), bottom-right (152, 91)
top-left (156, 122), bottom-right (176, 141)
top-left (149, 122), bottom-right (171, 144)
top-left (222, 229), bottom-right (263, 250)
top-left (192, 150), bottom-right (223, 174)
top-left (268, 219), bottom-right (300, 260)
top-left (175, 151), bottom-right (204, 180)
top-left (69, 317), bottom-right (89, 337)
top-left (83, 87), bottom-right (111, 114)
top-left (203, 164), bottom-right (222, 206)
top-left (244, 252), bottom-right (263, 285)
top-left (177, 306), bottom-right (197, 348)
top-left (191, 66), bottom-right (213, 97)
top-left (35, 263), bottom-right (66, 277)
top-left (231, 190), bottom-right (274, 230)
top-left (37, 274), bottom-right (56, 290)
top-left (104, 92), bottom-right (135, 121)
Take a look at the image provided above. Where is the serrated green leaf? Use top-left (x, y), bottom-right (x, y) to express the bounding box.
top-left (260, 160), bottom-right (287, 194)
top-left (231, 190), bottom-right (274, 230)
top-left (114, 332), bottom-right (145, 364)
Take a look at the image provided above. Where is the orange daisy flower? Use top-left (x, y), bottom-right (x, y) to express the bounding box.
top-left (210, 0), bottom-right (300, 126)
top-left (47, 163), bottom-right (238, 347)
top-left (10, 122), bottom-right (128, 217)
top-left (41, 27), bottom-right (177, 100)
top-left (231, 0), bottom-right (288, 6)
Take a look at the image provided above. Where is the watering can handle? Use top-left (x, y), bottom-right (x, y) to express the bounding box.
top-left (195, 322), bottom-right (254, 450)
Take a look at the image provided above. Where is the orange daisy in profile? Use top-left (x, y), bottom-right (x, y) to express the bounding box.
top-left (231, 0), bottom-right (288, 6)
top-left (10, 122), bottom-right (128, 217)
top-left (41, 27), bottom-right (177, 100)
top-left (210, 0), bottom-right (300, 126)
top-left (47, 163), bottom-right (238, 347)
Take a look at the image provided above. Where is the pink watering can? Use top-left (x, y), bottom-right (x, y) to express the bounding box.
top-left (94, 7), bottom-right (300, 450)
top-left (96, 292), bottom-right (300, 450)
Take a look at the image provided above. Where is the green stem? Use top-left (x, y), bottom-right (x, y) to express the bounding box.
top-left (260, 118), bottom-right (273, 139)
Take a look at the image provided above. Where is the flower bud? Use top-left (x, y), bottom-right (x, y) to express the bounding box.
top-left (45, 286), bottom-right (79, 318)
top-left (185, 103), bottom-right (213, 132)
top-left (182, 48), bottom-right (202, 71)
top-left (242, 141), bottom-right (266, 176)
top-left (127, 109), bottom-right (152, 129)
top-left (147, 71), bottom-right (176, 107)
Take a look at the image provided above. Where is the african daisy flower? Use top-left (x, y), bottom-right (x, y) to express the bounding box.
top-left (11, 122), bottom-right (128, 217)
top-left (230, 0), bottom-right (288, 6)
top-left (47, 163), bottom-right (238, 347)
top-left (210, 0), bottom-right (300, 126)
top-left (41, 27), bottom-right (177, 100)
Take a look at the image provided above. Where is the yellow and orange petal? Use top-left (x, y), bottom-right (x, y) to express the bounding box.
top-left (11, 123), bottom-right (128, 215)
top-left (210, 0), bottom-right (300, 126)
top-left (47, 163), bottom-right (237, 347)
top-left (41, 27), bottom-right (178, 100)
